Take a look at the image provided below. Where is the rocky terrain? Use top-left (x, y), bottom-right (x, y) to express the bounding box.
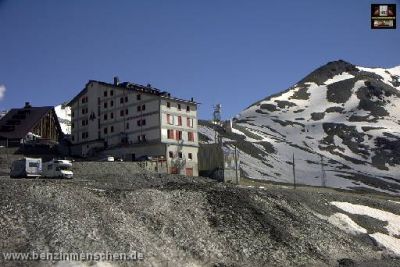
top-left (199, 60), bottom-right (400, 195)
top-left (0, 157), bottom-right (400, 266)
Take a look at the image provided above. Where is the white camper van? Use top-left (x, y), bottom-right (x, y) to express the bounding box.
top-left (10, 158), bottom-right (42, 178)
top-left (42, 159), bottom-right (73, 179)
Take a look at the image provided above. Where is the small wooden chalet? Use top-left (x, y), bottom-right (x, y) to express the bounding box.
top-left (0, 102), bottom-right (63, 147)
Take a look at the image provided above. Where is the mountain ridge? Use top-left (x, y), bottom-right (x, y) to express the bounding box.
top-left (200, 59), bottom-right (400, 195)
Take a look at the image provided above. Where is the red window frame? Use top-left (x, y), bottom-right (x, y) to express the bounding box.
top-left (188, 132), bottom-right (194, 142)
top-left (176, 130), bottom-right (182, 140)
top-left (167, 129), bottom-right (174, 139)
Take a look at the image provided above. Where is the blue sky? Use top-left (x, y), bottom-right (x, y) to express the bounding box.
top-left (0, 0), bottom-right (399, 119)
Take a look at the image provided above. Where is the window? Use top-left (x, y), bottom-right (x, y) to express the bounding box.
top-left (82, 96), bottom-right (88, 104)
top-left (167, 129), bottom-right (174, 139)
top-left (125, 96), bottom-right (128, 103)
top-left (137, 120), bottom-right (141, 126)
top-left (81, 120), bottom-right (88, 126)
top-left (176, 130), bottom-right (182, 140)
top-left (120, 110), bottom-right (124, 117)
top-left (142, 104), bottom-right (146, 111)
top-left (178, 116), bottom-right (182, 126)
top-left (169, 151), bottom-right (174, 158)
top-left (110, 100), bottom-right (114, 107)
top-left (178, 152), bottom-right (183, 158)
top-left (104, 114), bottom-right (108, 121)
top-left (82, 132), bottom-right (88, 139)
top-left (71, 122), bottom-right (74, 129)
top-left (104, 127), bottom-right (108, 134)
top-left (137, 94), bottom-right (141, 100)
top-left (188, 153), bottom-right (193, 160)
top-left (110, 90), bottom-right (114, 96)
top-left (71, 136), bottom-right (75, 141)
top-left (142, 119), bottom-right (146, 126)
top-left (110, 112), bottom-right (114, 119)
top-left (167, 102), bottom-right (171, 108)
top-left (188, 132), bottom-right (195, 142)
top-left (178, 104), bottom-right (181, 110)
top-left (71, 111), bottom-right (74, 118)
top-left (187, 118), bottom-right (193, 128)
top-left (137, 135), bottom-right (146, 142)
top-left (125, 109), bottom-right (128, 115)
top-left (186, 105), bottom-right (190, 112)
top-left (104, 102), bottom-right (108, 109)
top-left (110, 126), bottom-right (114, 133)
top-left (120, 97), bottom-right (124, 104)
top-left (126, 123), bottom-right (129, 129)
top-left (167, 114), bottom-right (173, 124)
top-left (137, 105), bottom-right (141, 112)
top-left (104, 91), bottom-right (108, 97)
top-left (29, 162), bottom-right (39, 168)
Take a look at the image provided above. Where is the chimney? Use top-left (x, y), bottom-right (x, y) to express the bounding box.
top-left (113, 76), bottom-right (120, 86)
top-left (24, 102), bottom-right (31, 108)
top-left (191, 97), bottom-right (194, 102)
top-left (147, 83), bottom-right (152, 88)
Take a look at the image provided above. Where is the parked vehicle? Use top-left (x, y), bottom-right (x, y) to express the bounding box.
top-left (42, 159), bottom-right (73, 179)
top-left (100, 156), bottom-right (114, 162)
top-left (10, 157), bottom-right (42, 178)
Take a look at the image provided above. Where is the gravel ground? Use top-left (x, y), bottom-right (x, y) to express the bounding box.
top-left (0, 162), bottom-right (399, 266)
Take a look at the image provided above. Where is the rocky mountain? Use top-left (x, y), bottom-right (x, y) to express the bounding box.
top-left (199, 60), bottom-right (400, 195)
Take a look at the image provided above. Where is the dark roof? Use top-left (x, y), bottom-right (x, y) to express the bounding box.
top-left (0, 106), bottom-right (55, 139)
top-left (68, 80), bottom-right (199, 106)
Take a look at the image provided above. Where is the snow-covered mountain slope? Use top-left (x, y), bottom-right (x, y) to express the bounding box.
top-left (199, 60), bottom-right (400, 195)
top-left (55, 103), bottom-right (71, 135)
top-left (0, 110), bottom-right (7, 120)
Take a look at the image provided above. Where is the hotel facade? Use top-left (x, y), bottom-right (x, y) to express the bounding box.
top-left (68, 78), bottom-right (199, 176)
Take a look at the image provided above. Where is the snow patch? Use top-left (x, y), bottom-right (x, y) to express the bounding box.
top-left (327, 213), bottom-right (367, 235)
top-left (55, 104), bottom-right (72, 134)
top-left (369, 232), bottom-right (400, 256)
top-left (331, 201), bottom-right (400, 237)
top-left (324, 72), bottom-right (354, 85)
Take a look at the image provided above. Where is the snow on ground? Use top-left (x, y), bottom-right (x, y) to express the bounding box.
top-left (331, 202), bottom-right (400, 236)
top-left (324, 72), bottom-right (354, 85)
top-left (369, 232), bottom-right (400, 256)
top-left (331, 201), bottom-right (400, 256)
top-left (357, 66), bottom-right (400, 89)
top-left (198, 125), bottom-right (216, 143)
top-left (55, 104), bottom-right (71, 134)
top-left (327, 213), bottom-right (367, 235)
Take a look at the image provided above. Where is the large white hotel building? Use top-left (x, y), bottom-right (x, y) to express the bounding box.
top-left (68, 77), bottom-right (199, 176)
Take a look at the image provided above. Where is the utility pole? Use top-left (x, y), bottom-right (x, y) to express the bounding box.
top-left (320, 155), bottom-right (326, 187)
top-left (292, 153), bottom-right (296, 189)
top-left (234, 144), bottom-right (239, 184)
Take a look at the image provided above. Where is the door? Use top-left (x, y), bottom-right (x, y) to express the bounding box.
top-left (185, 168), bottom-right (193, 176)
top-left (170, 167), bottom-right (178, 174)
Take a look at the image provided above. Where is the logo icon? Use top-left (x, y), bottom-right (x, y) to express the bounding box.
top-left (371, 4), bottom-right (396, 29)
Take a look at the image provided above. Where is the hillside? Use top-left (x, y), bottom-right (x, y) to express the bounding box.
top-left (199, 60), bottom-right (400, 195)
top-left (1, 170), bottom-right (400, 266)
